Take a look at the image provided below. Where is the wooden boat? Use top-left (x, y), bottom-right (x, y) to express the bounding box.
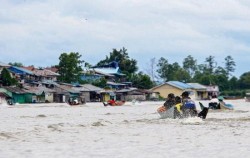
top-left (157, 106), bottom-right (175, 119)
top-left (68, 97), bottom-right (86, 106)
top-left (158, 103), bottom-right (209, 119)
top-left (219, 101), bottom-right (234, 110)
top-left (200, 101), bottom-right (233, 110)
top-left (103, 101), bottom-right (125, 106)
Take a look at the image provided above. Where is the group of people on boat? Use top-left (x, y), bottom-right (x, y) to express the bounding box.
top-left (157, 91), bottom-right (208, 119)
top-left (208, 95), bottom-right (233, 110)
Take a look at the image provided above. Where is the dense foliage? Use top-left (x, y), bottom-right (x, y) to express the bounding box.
top-left (57, 52), bottom-right (83, 83)
top-left (96, 47), bottom-right (138, 75)
top-left (4, 48), bottom-right (249, 97)
top-left (8, 62), bottom-right (24, 67)
top-left (155, 54), bottom-right (250, 97)
top-left (129, 72), bottom-right (154, 89)
top-left (0, 68), bottom-right (18, 86)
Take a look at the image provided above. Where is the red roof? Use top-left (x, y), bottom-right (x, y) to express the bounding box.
top-left (45, 67), bottom-right (58, 73)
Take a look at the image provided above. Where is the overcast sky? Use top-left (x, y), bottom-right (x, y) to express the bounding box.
top-left (1, 0), bottom-right (250, 77)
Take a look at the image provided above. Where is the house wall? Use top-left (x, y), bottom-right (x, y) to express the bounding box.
top-left (125, 95), bottom-right (146, 101)
top-left (81, 92), bottom-right (90, 102)
top-left (31, 94), bottom-right (45, 103)
top-left (152, 84), bottom-right (183, 98)
top-left (45, 93), bottom-right (54, 103)
top-left (102, 94), bottom-right (111, 102)
top-left (192, 90), bottom-right (208, 100)
top-left (13, 94), bottom-right (26, 103)
top-left (0, 96), bottom-right (7, 104)
top-left (54, 94), bottom-right (69, 103)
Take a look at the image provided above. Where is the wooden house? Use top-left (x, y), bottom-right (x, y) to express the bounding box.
top-left (0, 87), bottom-right (33, 104)
top-left (72, 84), bottom-right (103, 102)
top-left (51, 83), bottom-right (81, 103)
top-left (187, 83), bottom-right (208, 100)
top-left (8, 66), bottom-right (35, 84)
top-left (115, 88), bottom-right (147, 101)
top-left (24, 86), bottom-right (56, 103)
top-left (206, 85), bottom-right (220, 99)
top-left (150, 81), bottom-right (193, 99)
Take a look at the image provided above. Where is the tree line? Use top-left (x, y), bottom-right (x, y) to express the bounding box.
top-left (2, 47), bottom-right (250, 97)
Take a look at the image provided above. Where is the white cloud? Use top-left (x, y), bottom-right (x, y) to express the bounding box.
top-left (0, 0), bottom-right (250, 77)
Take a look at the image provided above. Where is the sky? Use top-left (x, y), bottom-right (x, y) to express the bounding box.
top-left (1, 0), bottom-right (250, 77)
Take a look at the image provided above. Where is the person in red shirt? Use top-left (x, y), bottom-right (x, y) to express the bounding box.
top-left (103, 99), bottom-right (125, 106)
top-left (107, 99), bottom-right (116, 105)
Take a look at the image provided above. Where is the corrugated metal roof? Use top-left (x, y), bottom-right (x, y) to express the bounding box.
top-left (9, 66), bottom-right (34, 75)
top-left (0, 92), bottom-right (10, 97)
top-left (116, 89), bottom-right (134, 93)
top-left (167, 81), bottom-right (192, 90)
top-left (24, 86), bottom-right (56, 95)
top-left (72, 86), bottom-right (90, 92)
top-left (0, 61), bottom-right (10, 67)
top-left (56, 84), bottom-right (80, 94)
top-left (94, 67), bottom-right (125, 76)
top-left (33, 69), bottom-right (60, 76)
top-left (187, 83), bottom-right (207, 90)
top-left (107, 81), bottom-right (126, 86)
top-left (93, 69), bottom-right (114, 77)
top-left (82, 84), bottom-right (103, 91)
top-left (2, 86), bottom-right (28, 94)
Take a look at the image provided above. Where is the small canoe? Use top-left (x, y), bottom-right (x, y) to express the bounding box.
top-left (103, 101), bottom-right (125, 106)
top-left (219, 102), bottom-right (234, 110)
top-left (159, 103), bottom-right (209, 119)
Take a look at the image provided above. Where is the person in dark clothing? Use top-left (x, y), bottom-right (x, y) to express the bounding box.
top-left (180, 91), bottom-right (209, 119)
top-left (181, 91), bottom-right (198, 118)
top-left (157, 93), bottom-right (176, 113)
top-left (163, 93), bottom-right (176, 109)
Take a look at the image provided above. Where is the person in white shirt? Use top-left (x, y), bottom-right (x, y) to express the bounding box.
top-left (209, 95), bottom-right (219, 109)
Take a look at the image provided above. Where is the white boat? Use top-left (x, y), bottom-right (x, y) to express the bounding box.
top-left (158, 106), bottom-right (175, 119)
top-left (219, 101), bottom-right (234, 110)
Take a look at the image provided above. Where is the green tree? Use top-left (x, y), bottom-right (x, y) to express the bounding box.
top-left (214, 74), bottom-right (229, 91)
top-left (0, 68), bottom-right (18, 86)
top-left (8, 62), bottom-right (24, 67)
top-left (91, 78), bottom-right (107, 88)
top-left (57, 52), bottom-right (84, 83)
top-left (224, 55), bottom-right (236, 77)
top-left (173, 68), bottom-right (191, 82)
top-left (238, 72), bottom-right (250, 89)
top-left (183, 55), bottom-right (197, 78)
top-left (96, 47), bottom-right (138, 74)
top-left (205, 55), bottom-right (217, 74)
top-left (156, 57), bottom-right (169, 81)
top-left (214, 66), bottom-right (227, 75)
top-left (130, 72), bottom-right (154, 89)
top-left (228, 76), bottom-right (238, 90)
top-left (157, 58), bottom-right (191, 82)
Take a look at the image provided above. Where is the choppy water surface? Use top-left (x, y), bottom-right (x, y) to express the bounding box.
top-left (0, 100), bottom-right (250, 158)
